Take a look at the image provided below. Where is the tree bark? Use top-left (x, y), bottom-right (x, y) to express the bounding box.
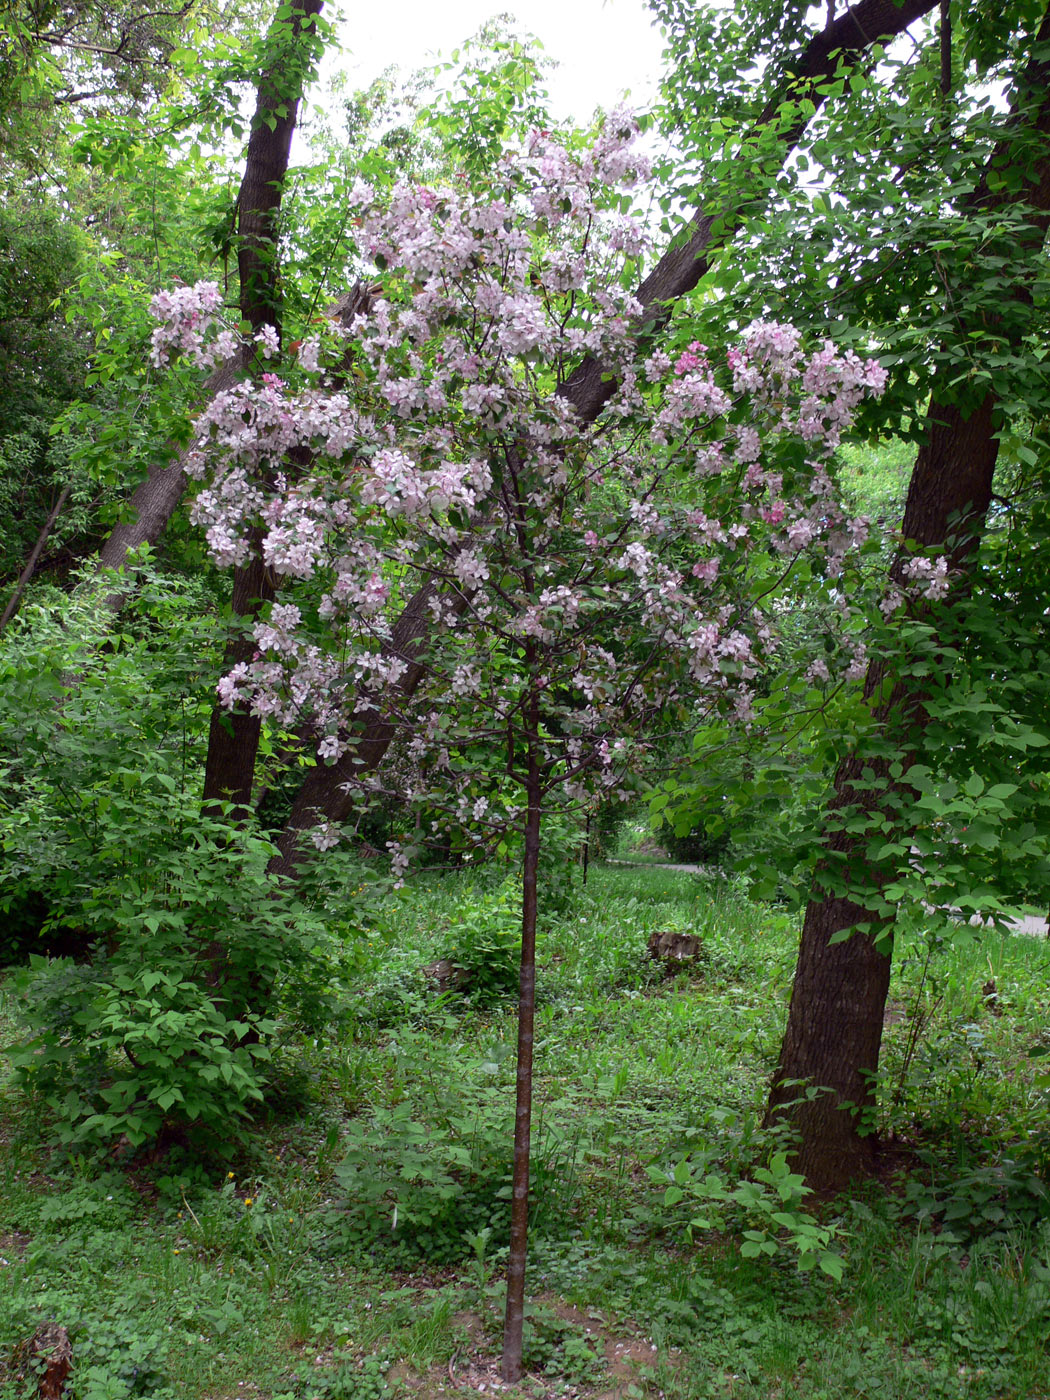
top-left (766, 17), bottom-right (1050, 1192)
top-left (767, 399), bottom-right (1002, 1189)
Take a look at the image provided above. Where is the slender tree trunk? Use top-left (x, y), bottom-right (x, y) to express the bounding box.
top-left (0, 483), bottom-right (71, 631)
top-left (502, 685), bottom-right (542, 1384)
top-left (767, 20), bottom-right (1050, 1190)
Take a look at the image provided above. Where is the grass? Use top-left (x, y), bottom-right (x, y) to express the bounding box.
top-left (2, 862), bottom-right (1050, 1399)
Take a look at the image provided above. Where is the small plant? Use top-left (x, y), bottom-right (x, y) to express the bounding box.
top-left (436, 881), bottom-right (521, 1005)
top-left (332, 1043), bottom-right (580, 1262)
top-left (655, 1151), bottom-right (844, 1279)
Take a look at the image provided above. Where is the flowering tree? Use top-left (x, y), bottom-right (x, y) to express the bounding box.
top-left (152, 111), bottom-right (886, 1378)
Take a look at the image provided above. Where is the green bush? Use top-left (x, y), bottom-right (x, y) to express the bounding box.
top-left (332, 1042), bottom-right (581, 1262)
top-left (437, 879), bottom-right (521, 1005)
top-left (0, 568), bottom-right (340, 1153)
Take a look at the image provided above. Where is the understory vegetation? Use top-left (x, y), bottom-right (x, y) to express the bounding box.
top-left (3, 862), bottom-right (1049, 1400)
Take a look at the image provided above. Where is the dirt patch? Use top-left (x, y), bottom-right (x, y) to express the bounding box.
top-left (0, 1231), bottom-right (29, 1266)
top-left (882, 999), bottom-right (909, 1026)
top-left (387, 1299), bottom-right (673, 1400)
top-left (544, 1300), bottom-right (666, 1397)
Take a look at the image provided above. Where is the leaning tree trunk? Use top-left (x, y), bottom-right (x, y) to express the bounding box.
top-left (766, 18), bottom-right (1050, 1191)
top-left (767, 399), bottom-right (1002, 1189)
top-left (0, 483), bottom-right (71, 632)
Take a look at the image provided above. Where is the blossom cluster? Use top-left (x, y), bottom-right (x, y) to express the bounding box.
top-left (151, 110), bottom-right (887, 853)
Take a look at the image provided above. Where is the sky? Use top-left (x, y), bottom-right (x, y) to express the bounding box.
top-left (331, 0), bottom-right (669, 125)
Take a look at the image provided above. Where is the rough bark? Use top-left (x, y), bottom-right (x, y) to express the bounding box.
top-left (201, 542), bottom-right (275, 812)
top-left (266, 0), bottom-right (938, 869)
top-left (766, 17), bottom-right (1050, 1192)
top-left (767, 399), bottom-right (1002, 1190)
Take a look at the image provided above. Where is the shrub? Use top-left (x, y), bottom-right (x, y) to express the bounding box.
top-left (0, 567), bottom-right (338, 1152)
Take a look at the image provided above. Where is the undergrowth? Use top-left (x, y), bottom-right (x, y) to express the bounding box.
top-left (2, 863), bottom-right (1050, 1399)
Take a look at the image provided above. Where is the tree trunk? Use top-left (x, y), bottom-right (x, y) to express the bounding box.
top-left (201, 542), bottom-right (274, 813)
top-left (265, 580), bottom-right (440, 876)
top-left (501, 680), bottom-right (542, 1384)
top-left (0, 483), bottom-right (71, 631)
top-left (198, 0), bottom-right (324, 811)
top-left (95, 0), bottom-right (324, 598)
top-left (767, 21), bottom-right (1050, 1191)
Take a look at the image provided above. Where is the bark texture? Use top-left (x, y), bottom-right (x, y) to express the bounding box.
top-left (767, 399), bottom-right (1002, 1190)
top-left (767, 17), bottom-right (1050, 1192)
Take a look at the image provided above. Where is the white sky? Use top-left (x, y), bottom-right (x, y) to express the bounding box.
top-left (331, 0), bottom-right (669, 124)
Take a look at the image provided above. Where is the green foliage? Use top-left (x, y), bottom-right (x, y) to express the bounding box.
top-left (656, 1151), bottom-right (844, 1279)
top-left (436, 879), bottom-right (521, 1005)
top-left (2, 865), bottom-right (1050, 1398)
top-left (420, 21), bottom-right (555, 180)
top-left (0, 566), bottom-right (344, 1151)
top-left (333, 1039), bottom-right (579, 1264)
top-left (0, 197), bottom-right (94, 587)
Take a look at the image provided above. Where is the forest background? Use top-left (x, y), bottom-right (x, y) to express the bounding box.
top-left (3, 0), bottom-right (1050, 1394)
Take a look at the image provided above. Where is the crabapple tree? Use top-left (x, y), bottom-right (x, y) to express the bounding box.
top-left (151, 111), bottom-right (889, 1380)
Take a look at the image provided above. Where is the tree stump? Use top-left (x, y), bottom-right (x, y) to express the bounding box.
top-left (423, 958), bottom-right (472, 994)
top-left (647, 929), bottom-right (703, 969)
top-left (14, 1323), bottom-right (72, 1399)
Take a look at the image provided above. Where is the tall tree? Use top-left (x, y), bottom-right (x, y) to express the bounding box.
top-left (765, 7), bottom-right (1050, 1191)
top-left (196, 0), bottom-right (326, 813)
